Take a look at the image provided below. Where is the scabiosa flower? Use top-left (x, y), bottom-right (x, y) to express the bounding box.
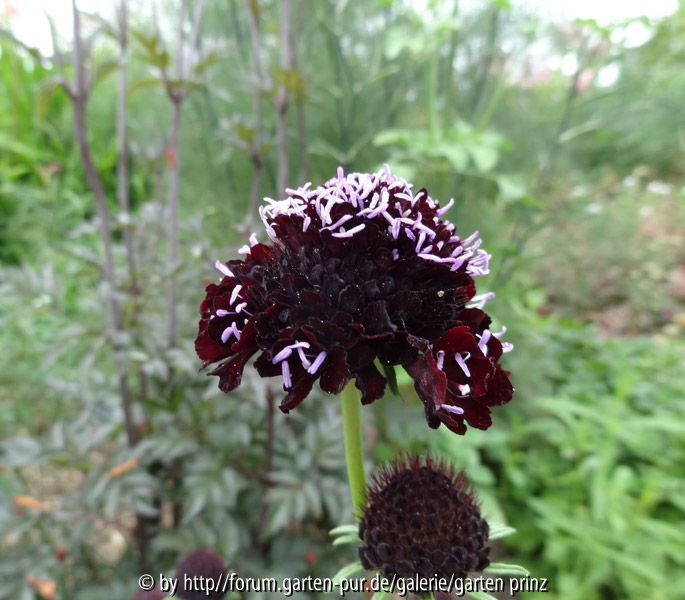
top-left (358, 456), bottom-right (490, 579)
top-left (175, 549), bottom-right (227, 600)
top-left (195, 166), bottom-right (514, 434)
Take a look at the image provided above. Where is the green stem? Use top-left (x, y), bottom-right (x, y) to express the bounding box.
top-left (340, 380), bottom-right (366, 519)
top-left (427, 56), bottom-right (438, 140)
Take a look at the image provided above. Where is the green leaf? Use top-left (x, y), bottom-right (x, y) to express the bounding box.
top-left (371, 590), bottom-right (392, 600)
top-left (485, 562), bottom-right (530, 576)
top-left (466, 592), bottom-right (499, 600)
top-left (93, 59), bottom-right (118, 87)
top-left (128, 76), bottom-right (162, 97)
top-left (0, 132), bottom-right (42, 162)
top-left (384, 29), bottom-right (425, 59)
top-left (332, 533), bottom-right (361, 546)
top-left (193, 50), bottom-right (224, 75)
top-left (382, 364), bottom-right (399, 396)
top-left (332, 561), bottom-right (365, 585)
top-left (132, 28), bottom-right (170, 69)
top-left (439, 142), bottom-right (469, 171)
top-left (468, 145), bottom-right (499, 172)
top-left (329, 523), bottom-right (358, 537)
top-left (373, 129), bottom-right (413, 147)
top-left (488, 522), bottom-right (516, 540)
top-left (495, 174), bottom-right (526, 201)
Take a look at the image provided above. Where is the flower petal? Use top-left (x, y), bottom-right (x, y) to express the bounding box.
top-left (280, 375), bottom-right (315, 413)
top-left (479, 366), bottom-right (514, 406)
top-left (355, 363), bottom-right (387, 405)
top-left (208, 346), bottom-right (257, 393)
top-left (460, 400), bottom-right (493, 430)
top-left (320, 346), bottom-right (351, 394)
top-left (195, 320), bottom-right (231, 366)
top-left (403, 352), bottom-right (447, 428)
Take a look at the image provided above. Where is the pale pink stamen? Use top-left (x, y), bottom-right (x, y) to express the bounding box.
top-left (230, 285), bottom-right (242, 305)
top-left (439, 404), bottom-right (465, 416)
top-left (307, 351), bottom-right (327, 374)
top-left (215, 260), bottom-right (233, 277)
top-left (221, 322), bottom-right (241, 344)
top-left (478, 330), bottom-right (491, 356)
top-left (455, 352), bottom-right (471, 377)
top-left (281, 361), bottom-right (292, 388)
top-left (332, 223), bottom-right (366, 238)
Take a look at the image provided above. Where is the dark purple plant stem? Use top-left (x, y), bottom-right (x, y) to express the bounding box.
top-left (293, 0), bottom-right (308, 181)
top-left (70, 0), bottom-right (138, 448)
top-left (275, 0), bottom-right (292, 193)
top-left (116, 0), bottom-right (138, 295)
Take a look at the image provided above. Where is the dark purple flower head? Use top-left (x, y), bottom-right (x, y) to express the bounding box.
top-left (195, 167), bottom-right (514, 434)
top-left (175, 548), bottom-right (227, 600)
top-left (359, 455), bottom-right (490, 579)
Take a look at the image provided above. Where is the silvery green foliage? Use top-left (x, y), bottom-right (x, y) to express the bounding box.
top-left (0, 202), bottom-right (352, 600)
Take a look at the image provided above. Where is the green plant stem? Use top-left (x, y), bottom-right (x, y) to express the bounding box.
top-left (340, 381), bottom-right (366, 519)
top-left (427, 52), bottom-right (439, 140)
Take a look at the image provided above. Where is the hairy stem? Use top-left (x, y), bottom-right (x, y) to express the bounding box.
top-left (340, 381), bottom-right (366, 519)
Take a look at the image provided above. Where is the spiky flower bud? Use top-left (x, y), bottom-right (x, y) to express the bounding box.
top-left (359, 456), bottom-right (490, 580)
top-left (175, 548), bottom-right (227, 600)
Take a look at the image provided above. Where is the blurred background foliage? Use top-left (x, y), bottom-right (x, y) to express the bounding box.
top-left (1, 0), bottom-right (684, 599)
